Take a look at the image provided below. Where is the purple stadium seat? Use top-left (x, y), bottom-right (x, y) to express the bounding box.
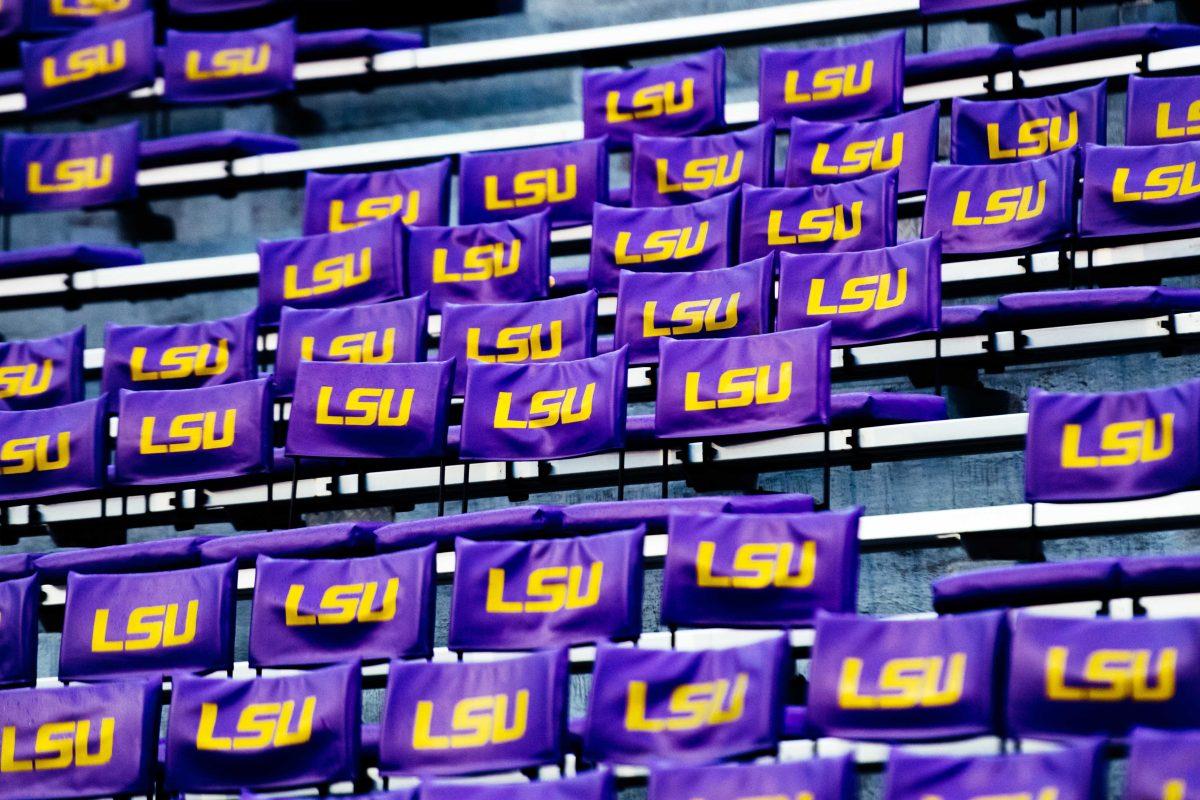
top-left (550, 269), bottom-right (591, 294)
top-left (994, 287), bottom-right (1200, 328)
top-left (0, 553), bottom-right (35, 580)
top-left (197, 522), bottom-right (381, 566)
top-left (296, 29), bottom-right (423, 61)
top-left (375, 505), bottom-right (563, 550)
top-left (932, 558), bottom-right (1122, 613)
top-left (34, 536), bottom-right (205, 583)
top-left (0, 68), bottom-right (22, 94)
top-left (559, 494), bottom-right (816, 535)
top-left (831, 393), bottom-right (948, 427)
top-left (0, 243), bottom-right (143, 277)
top-left (905, 44), bottom-right (1014, 83)
top-left (1013, 24), bottom-right (1200, 70)
top-left (139, 131), bottom-right (300, 169)
top-left (1118, 554), bottom-right (1200, 598)
top-left (940, 304), bottom-right (997, 335)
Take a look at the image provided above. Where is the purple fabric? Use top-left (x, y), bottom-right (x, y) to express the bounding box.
top-left (198, 522), bottom-right (381, 567)
top-left (1013, 24), bottom-right (1200, 70)
top-left (459, 138), bottom-right (608, 227)
top-left (169, 0), bottom-right (280, 14)
top-left (650, 758), bottom-right (853, 800)
top-left (1118, 554), bottom-right (1200, 597)
top-left (303, 159), bottom-right (451, 235)
top-left (931, 558), bottom-right (1122, 613)
top-left (375, 506), bottom-right (562, 551)
top-left (0, 243), bottom-right (141, 277)
top-left (296, 29), bottom-right (423, 61)
top-left (905, 44), bottom-right (1014, 83)
top-left (24, 0), bottom-right (148, 33)
top-left (424, 768), bottom-right (613, 800)
top-left (760, 33), bottom-right (904, 125)
top-left (559, 494), bottom-right (816, 535)
top-left (951, 82), bottom-right (1106, 165)
top-left (0, 326), bottom-right (84, 410)
top-left (2, 122), bottom-right (139, 213)
top-left (0, 574), bottom-right (38, 688)
top-left (1127, 728), bottom-right (1200, 800)
top-left (940, 303), bottom-right (996, 334)
top-left (551, 268), bottom-right (590, 294)
top-left (139, 131), bottom-right (298, 169)
top-left (1126, 74), bottom-right (1200, 146)
top-left (885, 744), bottom-right (1105, 800)
top-left (0, 396), bottom-right (106, 502)
top-left (1080, 140), bottom-right (1200, 239)
top-left (831, 392), bottom-right (948, 427)
top-left (995, 287), bottom-right (1200, 328)
top-left (35, 536), bottom-right (203, 584)
top-left (0, 553), bottom-right (35, 580)
top-left (162, 20), bottom-right (296, 105)
top-left (630, 122), bottom-right (774, 207)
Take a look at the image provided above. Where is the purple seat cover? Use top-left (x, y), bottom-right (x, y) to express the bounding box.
top-left (197, 522), bottom-right (381, 566)
top-left (906, 44), bottom-right (1014, 83)
top-left (559, 494), bottom-right (816, 535)
top-left (139, 131), bottom-right (299, 169)
top-left (296, 29), bottom-right (423, 61)
top-left (932, 558), bottom-right (1121, 613)
top-left (0, 244), bottom-right (143, 277)
top-left (375, 505), bottom-right (564, 551)
top-left (1014, 24), bottom-right (1200, 70)
top-left (831, 393), bottom-right (948, 427)
top-left (940, 304), bottom-right (996, 335)
top-left (0, 553), bottom-right (36, 580)
top-left (994, 287), bottom-right (1200, 328)
top-left (1118, 554), bottom-right (1200, 597)
top-left (34, 536), bottom-right (204, 583)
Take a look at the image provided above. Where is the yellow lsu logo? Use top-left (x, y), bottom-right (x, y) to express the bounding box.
top-left (130, 340), bottom-right (228, 382)
top-left (786, 62), bottom-right (873, 105)
top-left (0, 432), bottom-right (69, 475)
top-left (329, 192), bottom-right (420, 232)
top-left (412, 691), bottom-right (527, 750)
top-left (643, 294), bottom-right (739, 339)
top-left (837, 654), bottom-right (966, 709)
top-left (615, 224), bottom-right (708, 265)
top-left (805, 270), bottom-right (906, 316)
top-left (485, 167), bottom-right (576, 210)
top-left (1112, 162), bottom-right (1200, 203)
top-left (684, 363), bottom-right (791, 412)
top-left (986, 114), bottom-right (1078, 160)
top-left (951, 181), bottom-right (1046, 226)
top-left (812, 134), bottom-right (903, 177)
top-left (0, 719), bottom-right (113, 773)
top-left (467, 323), bottom-right (562, 363)
top-left (42, 42), bottom-right (125, 89)
top-left (185, 44), bottom-right (270, 81)
top-left (27, 156), bottom-right (112, 195)
top-left (1045, 646), bottom-right (1176, 702)
top-left (768, 203), bottom-right (862, 245)
top-left (494, 384), bottom-right (594, 429)
top-left (90, 601), bottom-right (197, 653)
top-left (486, 564), bottom-right (603, 613)
top-left (1060, 414), bottom-right (1173, 469)
top-left (0, 360), bottom-right (53, 398)
top-left (50, 0), bottom-right (129, 17)
top-left (139, 410), bottom-right (235, 454)
top-left (625, 674), bottom-right (747, 732)
top-left (300, 329), bottom-right (395, 365)
top-left (606, 80), bottom-right (695, 123)
top-left (285, 579), bottom-right (399, 626)
top-left (433, 241), bottom-right (520, 283)
top-left (196, 698), bottom-right (316, 751)
top-left (1155, 100), bottom-right (1200, 140)
top-left (284, 249), bottom-right (371, 300)
top-left (656, 153), bottom-right (743, 195)
top-left (315, 386), bottom-right (413, 427)
top-left (695, 540), bottom-right (816, 589)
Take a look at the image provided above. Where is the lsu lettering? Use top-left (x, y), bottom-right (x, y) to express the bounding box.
top-left (986, 114), bottom-right (1078, 160)
top-left (951, 181), bottom-right (1046, 225)
top-left (1060, 415), bottom-right (1173, 468)
top-left (607, 80), bottom-right (695, 123)
top-left (786, 62), bottom-right (873, 105)
top-left (329, 193), bottom-right (419, 232)
top-left (49, 0), bottom-right (130, 17)
top-left (284, 249), bottom-right (371, 299)
top-left (185, 44), bottom-right (270, 81)
top-left (494, 384), bottom-right (594, 429)
top-left (130, 340), bottom-right (228, 382)
top-left (684, 363), bottom-right (792, 411)
top-left (643, 295), bottom-right (739, 338)
top-left (42, 42), bottom-right (125, 89)
top-left (812, 134), bottom-right (902, 176)
top-left (694, 540), bottom-right (816, 589)
top-left (412, 692), bottom-right (528, 749)
top-left (657, 153), bottom-right (743, 194)
top-left (0, 719), bottom-right (113, 772)
top-left (768, 203), bottom-right (862, 245)
top-left (300, 329), bottom-right (395, 364)
top-left (624, 675), bottom-right (747, 731)
top-left (485, 565), bottom-right (603, 613)
top-left (0, 432), bottom-right (69, 474)
top-left (196, 698), bottom-right (316, 751)
top-left (1155, 100), bottom-right (1200, 140)
top-left (139, 410), bottom-right (236, 454)
top-left (27, 155), bottom-right (112, 194)
top-left (485, 167), bottom-right (576, 210)
top-left (314, 386), bottom-right (413, 427)
top-left (1112, 163), bottom-right (1200, 202)
top-left (1044, 647), bottom-right (1177, 701)
top-left (0, 361), bottom-right (53, 398)
top-left (837, 654), bottom-right (967, 709)
top-left (433, 241), bottom-right (520, 282)
top-left (615, 224), bottom-right (709, 264)
top-left (285, 579), bottom-right (399, 625)
top-left (90, 602), bottom-right (197, 652)
top-left (805, 271), bottom-right (906, 315)
top-left (467, 323), bottom-right (561, 363)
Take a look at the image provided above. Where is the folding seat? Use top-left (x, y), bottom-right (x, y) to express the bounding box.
top-left (1126, 727), bottom-right (1200, 800)
top-left (0, 326), bottom-right (84, 410)
top-left (113, 377), bottom-right (274, 486)
top-left (1007, 613), bottom-right (1200, 737)
top-left (423, 770), bottom-right (614, 800)
top-left (583, 634), bottom-right (787, 765)
top-left (303, 159), bottom-right (451, 235)
top-left (0, 552), bottom-right (35, 579)
top-left (35, 535), bottom-right (204, 583)
top-left (198, 521), bottom-right (382, 566)
top-left (460, 139), bottom-right (609, 227)
top-left (0, 573), bottom-right (38, 687)
top-left (1012, 24), bottom-right (1200, 71)
top-left (583, 49), bottom-right (725, 146)
top-left (830, 393), bottom-right (948, 427)
top-left (408, 211), bottom-right (551, 310)
top-left (295, 28), bottom-right (423, 60)
top-left (807, 611), bottom-right (1003, 741)
top-left (558, 493), bottom-right (817, 534)
top-left (1126, 74), bottom-right (1200, 146)
top-left (1024, 380), bottom-right (1200, 503)
top-left (939, 303), bottom-right (996, 335)
top-left (932, 558), bottom-right (1122, 614)
top-left (649, 757), bottom-right (853, 800)
top-left (759, 33), bottom-right (904, 125)
top-left (630, 122), bottom-right (774, 207)
top-left (162, 20), bottom-right (296, 105)
top-left (249, 546), bottom-right (435, 668)
top-left (776, 237), bottom-right (942, 346)
top-left (168, 0), bottom-right (279, 15)
top-left (1118, 554), bottom-right (1200, 599)
top-left (166, 662), bottom-right (361, 795)
top-left (884, 742), bottom-right (1103, 800)
top-left (994, 287), bottom-right (1200, 329)
top-left (786, 104), bottom-right (939, 195)
top-left (0, 396), bottom-right (107, 503)
top-left (375, 505), bottom-right (562, 550)
top-left (0, 680), bottom-right (160, 800)
top-left (1, 122), bottom-right (139, 213)
top-left (1080, 140), bottom-right (1200, 240)
top-left (138, 130), bottom-right (300, 169)
top-left (24, 0), bottom-right (146, 32)
top-left (614, 255), bottom-right (773, 364)
top-left (661, 508), bottom-right (861, 629)
top-left (904, 44), bottom-right (1014, 84)
top-left (950, 82), bottom-right (1107, 164)
top-left (58, 560), bottom-right (236, 681)
top-left (654, 326), bottom-right (830, 440)
top-left (379, 648), bottom-right (568, 776)
top-left (0, 243), bottom-right (142, 279)
top-left (919, 0), bottom-right (1025, 13)
top-left (448, 526), bottom-right (644, 650)
top-left (439, 291), bottom-right (598, 393)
